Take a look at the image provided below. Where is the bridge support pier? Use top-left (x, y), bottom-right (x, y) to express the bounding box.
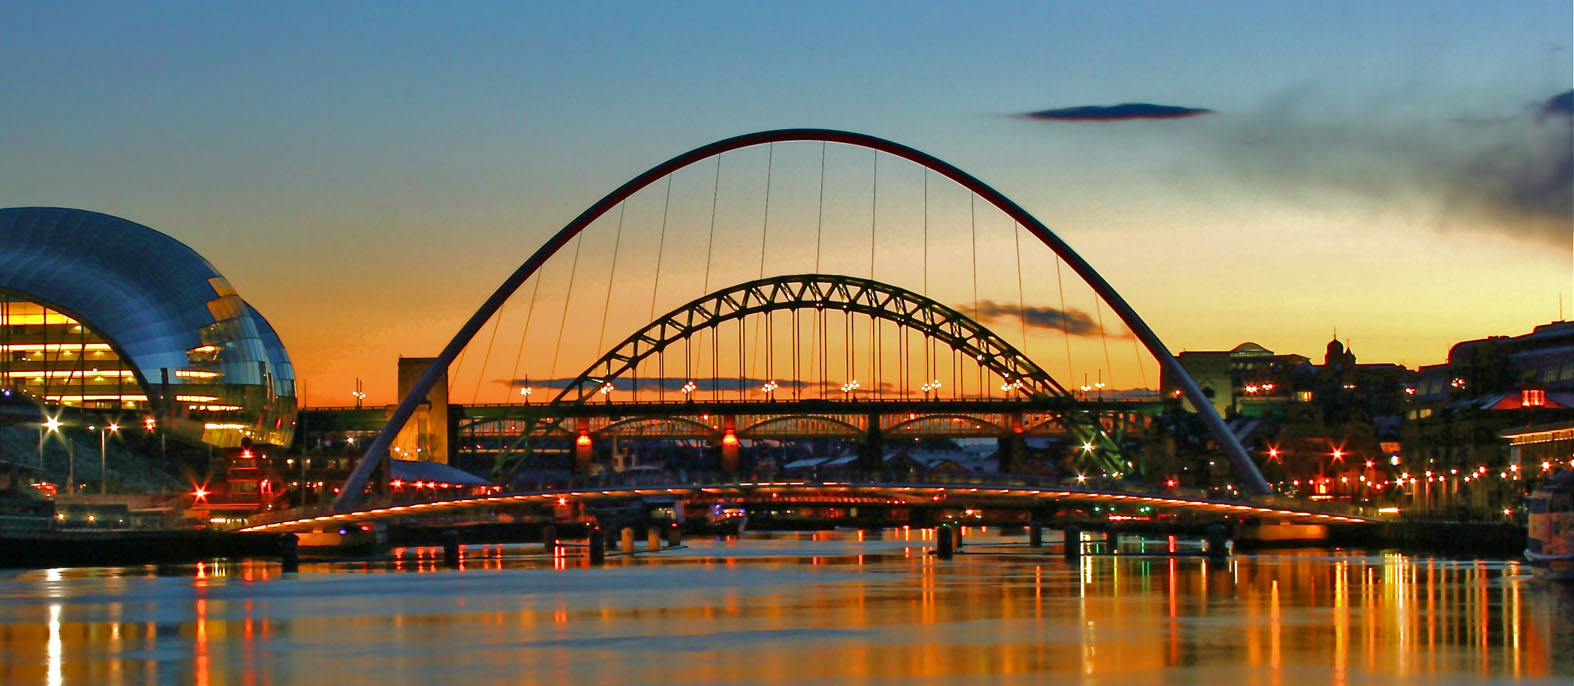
top-left (719, 416), bottom-right (739, 473)
top-left (279, 533), bottom-right (299, 573)
top-left (588, 526), bottom-right (605, 565)
top-left (621, 527), bottom-right (635, 554)
top-left (935, 524), bottom-right (954, 559)
top-left (1206, 524), bottom-right (1230, 561)
top-left (1063, 525), bottom-right (1082, 561)
top-left (574, 417), bottom-right (593, 474)
top-left (1029, 522), bottom-right (1043, 548)
top-left (859, 413), bottom-right (883, 475)
top-left (666, 522), bottom-right (681, 548)
top-left (648, 527), bottom-right (661, 551)
top-left (442, 529), bottom-right (461, 568)
top-left (542, 524), bottom-right (557, 553)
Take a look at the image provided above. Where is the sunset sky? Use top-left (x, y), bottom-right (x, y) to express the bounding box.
top-left (2, 2), bottom-right (1569, 406)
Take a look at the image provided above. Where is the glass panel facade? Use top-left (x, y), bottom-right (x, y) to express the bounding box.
top-left (0, 207), bottom-right (297, 448)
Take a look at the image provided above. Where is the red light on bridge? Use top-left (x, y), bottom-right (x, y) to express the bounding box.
top-left (575, 434), bottom-right (591, 447)
top-left (722, 431), bottom-right (739, 447)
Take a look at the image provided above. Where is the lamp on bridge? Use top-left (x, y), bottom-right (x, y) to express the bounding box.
top-left (518, 385), bottom-right (532, 403)
top-left (761, 380), bottom-right (779, 399)
top-left (921, 379), bottom-right (941, 399)
top-left (840, 379), bottom-right (860, 399)
top-left (681, 380), bottom-right (697, 400)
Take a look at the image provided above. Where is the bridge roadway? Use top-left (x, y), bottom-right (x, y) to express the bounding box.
top-left (235, 479), bottom-right (1378, 533)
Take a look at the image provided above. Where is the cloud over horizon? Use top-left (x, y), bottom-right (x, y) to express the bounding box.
top-left (1185, 87), bottom-right (1572, 246)
top-left (1022, 102), bottom-right (1214, 122)
top-left (969, 300), bottom-right (1122, 338)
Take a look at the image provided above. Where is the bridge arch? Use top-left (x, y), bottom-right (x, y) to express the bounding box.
top-left (550, 273), bottom-right (1064, 406)
top-left (739, 415), bottom-right (864, 438)
top-left (597, 416), bottom-right (718, 438)
top-left (336, 129), bottom-right (1268, 510)
top-left (884, 414), bottom-right (1008, 436)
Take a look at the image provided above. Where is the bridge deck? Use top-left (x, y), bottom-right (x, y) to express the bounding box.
top-left (237, 481), bottom-right (1380, 533)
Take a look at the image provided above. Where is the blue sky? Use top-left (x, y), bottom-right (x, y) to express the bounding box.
top-left (2, 2), bottom-right (1569, 403)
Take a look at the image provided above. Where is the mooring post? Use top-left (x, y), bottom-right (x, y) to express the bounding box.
top-left (442, 529), bottom-right (461, 568)
top-left (1029, 522), bottom-right (1043, 548)
top-left (647, 527), bottom-right (661, 551)
top-left (935, 524), bottom-right (954, 559)
top-left (666, 522), bottom-right (681, 548)
top-left (542, 524), bottom-right (557, 553)
top-left (620, 527), bottom-right (635, 554)
top-left (279, 533), bottom-right (299, 573)
top-left (953, 524), bottom-right (964, 550)
top-left (588, 526), bottom-right (605, 565)
top-left (1063, 525), bottom-right (1082, 561)
top-left (1105, 529), bottom-right (1119, 555)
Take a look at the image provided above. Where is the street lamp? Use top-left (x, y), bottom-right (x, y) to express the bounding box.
top-left (39, 412), bottom-right (62, 472)
top-left (94, 422), bottom-right (119, 495)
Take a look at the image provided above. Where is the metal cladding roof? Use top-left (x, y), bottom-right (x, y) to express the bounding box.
top-left (0, 206), bottom-right (294, 401)
top-left (390, 459), bottom-right (492, 486)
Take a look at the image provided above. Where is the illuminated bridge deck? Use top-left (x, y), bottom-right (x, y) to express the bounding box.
top-left (237, 481), bottom-right (1381, 533)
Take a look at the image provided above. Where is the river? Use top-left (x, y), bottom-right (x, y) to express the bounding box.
top-left (0, 528), bottom-right (1568, 684)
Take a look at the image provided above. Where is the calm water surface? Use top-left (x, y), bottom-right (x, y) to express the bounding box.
top-left (0, 529), bottom-right (1569, 685)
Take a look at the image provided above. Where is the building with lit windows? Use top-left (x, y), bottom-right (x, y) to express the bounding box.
top-left (0, 207), bottom-right (295, 448)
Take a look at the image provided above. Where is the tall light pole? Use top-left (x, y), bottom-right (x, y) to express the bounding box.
top-left (41, 414), bottom-right (61, 483)
top-left (94, 422), bottom-right (119, 495)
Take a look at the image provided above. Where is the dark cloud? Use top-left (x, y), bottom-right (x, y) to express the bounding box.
top-left (1185, 86), bottom-right (1572, 245)
top-left (1022, 102), bottom-right (1213, 122)
top-left (969, 300), bottom-right (1119, 337)
top-left (1539, 90), bottom-right (1573, 121)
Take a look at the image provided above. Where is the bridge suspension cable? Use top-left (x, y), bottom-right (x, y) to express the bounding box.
top-left (334, 129), bottom-right (1272, 512)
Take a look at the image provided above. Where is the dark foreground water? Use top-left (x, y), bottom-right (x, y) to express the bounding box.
top-left (0, 529), bottom-right (1569, 685)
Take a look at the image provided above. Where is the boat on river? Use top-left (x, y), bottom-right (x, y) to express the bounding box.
top-left (1525, 470), bottom-right (1574, 581)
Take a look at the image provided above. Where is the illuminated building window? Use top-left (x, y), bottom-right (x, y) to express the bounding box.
top-left (1296, 390), bottom-right (1313, 402)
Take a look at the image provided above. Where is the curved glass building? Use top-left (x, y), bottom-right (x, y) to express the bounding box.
top-left (0, 207), bottom-right (296, 447)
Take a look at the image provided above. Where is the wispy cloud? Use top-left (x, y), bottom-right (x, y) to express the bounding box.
top-left (968, 300), bottom-right (1123, 338)
top-left (1021, 102), bottom-right (1213, 122)
top-left (501, 377), bottom-right (901, 394)
top-left (1186, 86), bottom-right (1572, 245)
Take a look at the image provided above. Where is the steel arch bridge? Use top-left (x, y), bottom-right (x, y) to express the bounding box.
top-left (334, 129), bottom-right (1269, 512)
top-left (482, 272), bottom-right (1131, 479)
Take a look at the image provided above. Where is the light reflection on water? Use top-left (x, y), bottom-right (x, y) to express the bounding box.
top-left (0, 529), bottom-right (1569, 685)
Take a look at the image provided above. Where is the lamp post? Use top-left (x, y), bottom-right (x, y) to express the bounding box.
top-left (41, 413), bottom-right (61, 482)
top-left (94, 422), bottom-right (119, 495)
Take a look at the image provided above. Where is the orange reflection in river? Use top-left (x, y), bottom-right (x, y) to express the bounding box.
top-left (0, 531), bottom-right (1568, 684)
